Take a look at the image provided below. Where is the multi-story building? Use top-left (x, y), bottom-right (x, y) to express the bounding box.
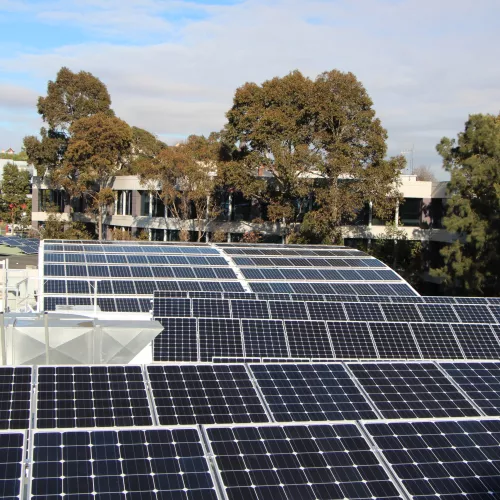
top-left (31, 173), bottom-right (450, 242)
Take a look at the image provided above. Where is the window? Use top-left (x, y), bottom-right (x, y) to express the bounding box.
top-left (399, 198), bottom-right (422, 227)
top-left (116, 190), bottom-right (132, 215)
top-left (39, 189), bottom-right (65, 212)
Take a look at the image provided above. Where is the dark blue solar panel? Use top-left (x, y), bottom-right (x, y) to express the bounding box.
top-left (0, 432), bottom-right (24, 500)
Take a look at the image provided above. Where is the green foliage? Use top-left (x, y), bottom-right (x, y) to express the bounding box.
top-left (0, 163), bottom-right (31, 223)
top-left (0, 152), bottom-right (28, 161)
top-left (39, 205), bottom-right (93, 240)
top-left (221, 69), bottom-right (403, 243)
top-left (431, 113), bottom-right (500, 296)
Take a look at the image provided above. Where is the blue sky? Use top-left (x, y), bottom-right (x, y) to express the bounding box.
top-left (1, 0), bottom-right (499, 179)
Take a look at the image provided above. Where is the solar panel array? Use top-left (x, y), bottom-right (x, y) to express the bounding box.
top-left (28, 241), bottom-right (500, 500)
top-left (40, 240), bottom-right (416, 313)
top-left (0, 235), bottom-right (39, 254)
top-left (6, 360), bottom-right (500, 499)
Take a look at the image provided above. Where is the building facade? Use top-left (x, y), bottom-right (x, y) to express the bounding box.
top-left (31, 174), bottom-right (450, 242)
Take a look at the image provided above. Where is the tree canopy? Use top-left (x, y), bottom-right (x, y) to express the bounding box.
top-left (221, 69), bottom-right (404, 242)
top-left (0, 163), bottom-right (31, 224)
top-left (431, 113), bottom-right (500, 296)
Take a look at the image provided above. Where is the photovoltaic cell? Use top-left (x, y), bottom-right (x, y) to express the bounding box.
top-left (153, 318), bottom-right (198, 362)
top-left (441, 361), bottom-right (500, 416)
top-left (30, 428), bottom-right (218, 500)
top-left (153, 298), bottom-right (191, 317)
top-left (326, 322), bottom-right (377, 359)
top-left (206, 423), bottom-right (403, 500)
top-left (369, 323), bottom-right (421, 359)
top-left (451, 323), bottom-right (500, 359)
top-left (410, 323), bottom-right (463, 359)
top-left (241, 319), bottom-right (289, 358)
top-left (36, 365), bottom-right (153, 429)
top-left (364, 419), bottom-right (500, 499)
top-left (284, 320), bottom-right (333, 359)
top-left (250, 363), bottom-right (378, 421)
top-left (199, 318), bottom-right (244, 362)
top-left (115, 298), bottom-right (141, 312)
top-left (348, 362), bottom-right (480, 419)
top-left (147, 364), bottom-right (269, 425)
top-left (0, 367), bottom-right (31, 430)
top-left (0, 432), bottom-right (24, 500)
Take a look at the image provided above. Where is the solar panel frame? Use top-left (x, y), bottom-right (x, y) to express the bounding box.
top-left (409, 322), bottom-right (464, 359)
top-left (147, 364), bottom-right (270, 425)
top-left (199, 318), bottom-right (244, 362)
top-left (205, 421), bottom-right (405, 500)
top-left (35, 365), bottom-right (153, 429)
top-left (348, 361), bottom-right (481, 419)
top-left (326, 321), bottom-right (378, 359)
top-left (250, 363), bottom-right (379, 421)
top-left (283, 320), bottom-right (334, 359)
top-left (241, 319), bottom-right (289, 359)
top-left (30, 426), bottom-right (219, 500)
top-left (0, 430), bottom-right (25, 500)
top-left (450, 323), bottom-right (500, 359)
top-left (0, 367), bottom-right (32, 430)
top-left (153, 317), bottom-right (198, 362)
top-left (369, 322), bottom-right (422, 359)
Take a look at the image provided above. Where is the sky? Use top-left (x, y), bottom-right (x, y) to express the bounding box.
top-left (0, 0), bottom-right (499, 180)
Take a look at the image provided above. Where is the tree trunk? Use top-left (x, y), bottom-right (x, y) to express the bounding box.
top-left (98, 205), bottom-right (103, 240)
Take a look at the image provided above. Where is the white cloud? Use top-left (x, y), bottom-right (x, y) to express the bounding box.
top-left (2, 0), bottom-right (500, 179)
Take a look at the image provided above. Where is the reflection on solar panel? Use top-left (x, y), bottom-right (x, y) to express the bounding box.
top-left (153, 318), bottom-right (198, 362)
top-left (241, 319), bottom-right (289, 358)
top-left (369, 323), bottom-right (421, 359)
top-left (441, 362), bottom-right (500, 416)
top-left (31, 428), bottom-right (218, 499)
top-left (250, 364), bottom-right (378, 421)
top-left (348, 362), bottom-right (480, 419)
top-left (450, 324), bottom-right (500, 359)
top-left (364, 419), bottom-right (500, 499)
top-left (206, 423), bottom-right (403, 500)
top-left (327, 322), bottom-right (377, 358)
top-left (0, 432), bottom-right (24, 500)
top-left (0, 367), bottom-right (31, 430)
top-left (147, 364), bottom-right (269, 425)
top-left (283, 320), bottom-right (333, 359)
top-left (36, 366), bottom-right (152, 429)
top-left (409, 323), bottom-right (463, 359)
top-left (199, 319), bottom-right (243, 362)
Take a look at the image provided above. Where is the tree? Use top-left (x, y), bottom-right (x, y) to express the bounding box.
top-left (38, 204), bottom-right (93, 240)
top-left (221, 69), bottom-right (403, 243)
top-left (24, 67), bottom-right (114, 207)
top-left (0, 163), bottom-right (31, 224)
top-left (138, 135), bottom-right (222, 241)
top-left (64, 113), bottom-right (133, 239)
top-left (431, 113), bottom-right (500, 296)
top-left (414, 165), bottom-right (437, 182)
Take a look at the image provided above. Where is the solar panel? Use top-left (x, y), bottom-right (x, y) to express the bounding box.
top-left (35, 365), bottom-right (153, 429)
top-left (192, 298), bottom-right (230, 318)
top-left (268, 301), bottom-right (308, 320)
top-left (369, 322), bottom-right (421, 359)
top-left (417, 304), bottom-right (460, 322)
top-left (0, 367), bottom-right (31, 430)
top-left (30, 428), bottom-right (218, 499)
top-left (44, 280), bottom-right (66, 294)
top-left (241, 319), bottom-right (289, 358)
top-left (206, 422), bottom-right (404, 500)
top-left (441, 361), bottom-right (500, 416)
top-left (283, 320), bottom-right (334, 359)
top-left (344, 302), bottom-right (385, 321)
top-left (327, 321), bottom-right (378, 359)
top-left (450, 323), bottom-right (500, 359)
top-left (348, 362), bottom-right (480, 418)
top-left (0, 432), bottom-right (24, 500)
top-left (199, 318), bottom-right (244, 362)
top-left (306, 301), bottom-right (346, 321)
top-left (153, 298), bottom-right (191, 317)
top-left (230, 299), bottom-right (269, 319)
top-left (250, 363), bottom-right (378, 421)
top-left (147, 364), bottom-right (269, 425)
top-left (364, 419), bottom-right (500, 499)
top-left (453, 304), bottom-right (497, 323)
top-left (380, 303), bottom-right (422, 322)
top-left (409, 323), bottom-right (464, 359)
top-left (153, 318), bottom-right (198, 362)
top-left (115, 298), bottom-right (142, 312)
